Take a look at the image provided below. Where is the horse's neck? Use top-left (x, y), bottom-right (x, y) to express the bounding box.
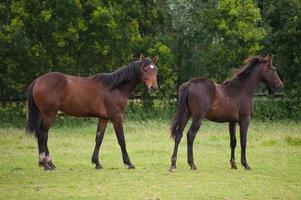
top-left (239, 68), bottom-right (262, 97)
top-left (118, 80), bottom-right (140, 96)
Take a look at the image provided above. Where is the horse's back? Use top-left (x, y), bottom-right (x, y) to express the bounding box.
top-left (60, 75), bottom-right (109, 117)
top-left (187, 77), bottom-right (216, 93)
top-left (37, 71), bottom-right (68, 82)
top-left (185, 78), bottom-right (216, 117)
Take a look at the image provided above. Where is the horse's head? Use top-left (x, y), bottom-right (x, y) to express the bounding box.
top-left (261, 56), bottom-right (284, 91)
top-left (139, 54), bottom-right (159, 93)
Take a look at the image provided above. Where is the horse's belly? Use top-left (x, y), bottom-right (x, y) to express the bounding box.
top-left (60, 96), bottom-right (108, 118)
top-left (206, 106), bottom-right (239, 122)
top-left (60, 105), bottom-right (99, 117)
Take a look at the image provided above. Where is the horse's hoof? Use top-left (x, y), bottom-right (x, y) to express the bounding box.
top-left (169, 165), bottom-right (177, 172)
top-left (190, 165), bottom-right (197, 170)
top-left (47, 161), bottom-right (56, 169)
top-left (43, 163), bottom-right (54, 170)
top-left (231, 165), bottom-right (238, 170)
top-left (189, 162), bottom-right (197, 170)
top-left (230, 161), bottom-right (237, 169)
top-left (127, 164), bottom-right (135, 169)
top-left (95, 164), bottom-right (103, 169)
top-left (242, 162), bottom-right (252, 170)
top-left (40, 159), bottom-right (54, 170)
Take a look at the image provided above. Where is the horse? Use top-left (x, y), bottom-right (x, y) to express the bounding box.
top-left (26, 54), bottom-right (159, 170)
top-left (169, 55), bottom-right (283, 171)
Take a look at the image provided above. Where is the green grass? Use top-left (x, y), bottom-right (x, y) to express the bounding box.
top-left (0, 120), bottom-right (301, 199)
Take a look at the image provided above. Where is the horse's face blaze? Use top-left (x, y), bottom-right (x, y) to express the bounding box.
top-left (261, 56), bottom-right (284, 91)
top-left (140, 56), bottom-right (158, 93)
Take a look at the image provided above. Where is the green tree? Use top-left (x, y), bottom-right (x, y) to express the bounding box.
top-left (262, 0), bottom-right (301, 98)
top-left (0, 0), bottom-right (142, 100)
top-left (167, 0), bottom-right (266, 85)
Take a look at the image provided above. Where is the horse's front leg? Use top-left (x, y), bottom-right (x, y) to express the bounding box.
top-left (91, 118), bottom-right (108, 169)
top-left (112, 114), bottom-right (135, 169)
top-left (229, 122), bottom-right (237, 169)
top-left (239, 116), bottom-right (251, 170)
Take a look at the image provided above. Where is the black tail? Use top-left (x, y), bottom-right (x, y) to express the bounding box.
top-left (170, 84), bottom-right (189, 140)
top-left (26, 80), bottom-right (42, 138)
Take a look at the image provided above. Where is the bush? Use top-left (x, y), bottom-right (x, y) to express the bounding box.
top-left (0, 98), bottom-right (300, 129)
top-left (252, 97), bottom-right (301, 121)
top-left (0, 102), bottom-right (26, 128)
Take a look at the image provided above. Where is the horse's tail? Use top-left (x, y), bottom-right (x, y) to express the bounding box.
top-left (170, 84), bottom-right (189, 140)
top-left (26, 80), bottom-right (42, 138)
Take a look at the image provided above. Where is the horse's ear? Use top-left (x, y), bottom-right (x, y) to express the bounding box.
top-left (140, 54), bottom-right (146, 62)
top-left (266, 55), bottom-right (273, 65)
top-left (152, 56), bottom-right (159, 64)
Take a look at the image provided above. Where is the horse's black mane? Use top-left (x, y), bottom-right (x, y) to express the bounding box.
top-left (92, 58), bottom-right (152, 89)
top-left (223, 56), bottom-right (267, 86)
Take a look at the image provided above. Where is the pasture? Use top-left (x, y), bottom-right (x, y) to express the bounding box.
top-left (0, 119), bottom-right (300, 199)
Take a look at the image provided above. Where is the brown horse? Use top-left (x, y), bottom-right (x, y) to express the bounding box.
top-left (170, 55), bottom-right (283, 171)
top-left (26, 54), bottom-right (158, 170)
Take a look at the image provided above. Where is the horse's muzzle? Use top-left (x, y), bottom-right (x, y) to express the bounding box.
top-left (267, 81), bottom-right (284, 92)
top-left (148, 85), bottom-right (158, 93)
top-left (274, 83), bottom-right (284, 92)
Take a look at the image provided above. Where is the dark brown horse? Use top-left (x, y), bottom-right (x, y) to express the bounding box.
top-left (170, 55), bottom-right (283, 171)
top-left (26, 54), bottom-right (158, 170)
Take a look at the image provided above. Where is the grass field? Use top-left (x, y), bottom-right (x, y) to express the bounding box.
top-left (0, 119), bottom-right (300, 199)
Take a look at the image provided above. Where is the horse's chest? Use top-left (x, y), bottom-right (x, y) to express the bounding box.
top-left (239, 100), bottom-right (253, 116)
top-left (109, 99), bottom-right (128, 111)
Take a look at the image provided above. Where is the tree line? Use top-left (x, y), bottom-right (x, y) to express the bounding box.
top-left (0, 0), bottom-right (300, 103)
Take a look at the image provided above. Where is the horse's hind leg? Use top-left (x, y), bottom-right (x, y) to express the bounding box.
top-left (229, 122), bottom-right (237, 169)
top-left (38, 114), bottom-right (56, 170)
top-left (170, 111), bottom-right (190, 171)
top-left (187, 117), bottom-right (202, 170)
top-left (91, 118), bottom-right (108, 169)
top-left (45, 134), bottom-right (56, 169)
top-left (37, 130), bottom-right (50, 170)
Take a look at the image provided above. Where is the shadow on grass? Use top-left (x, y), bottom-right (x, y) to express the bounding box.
top-left (285, 135), bottom-right (301, 146)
